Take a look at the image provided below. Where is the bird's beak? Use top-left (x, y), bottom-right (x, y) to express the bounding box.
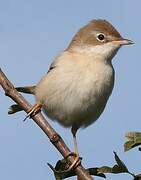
top-left (114, 38), bottom-right (134, 46)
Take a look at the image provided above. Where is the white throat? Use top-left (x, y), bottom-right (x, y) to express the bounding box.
top-left (74, 42), bottom-right (120, 62)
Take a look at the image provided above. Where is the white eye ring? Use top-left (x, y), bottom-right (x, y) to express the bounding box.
top-left (96, 33), bottom-right (105, 42)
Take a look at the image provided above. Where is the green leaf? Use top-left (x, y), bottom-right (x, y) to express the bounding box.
top-left (47, 159), bottom-right (75, 180)
top-left (114, 152), bottom-right (128, 172)
top-left (97, 166), bottom-right (113, 173)
top-left (134, 174), bottom-right (141, 180)
top-left (47, 163), bottom-right (63, 180)
top-left (48, 159), bottom-right (106, 179)
top-left (88, 168), bottom-right (106, 178)
top-left (124, 132), bottom-right (141, 152)
top-left (98, 152), bottom-right (128, 174)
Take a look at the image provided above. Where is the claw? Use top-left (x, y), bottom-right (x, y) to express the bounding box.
top-left (64, 152), bottom-right (81, 172)
top-left (24, 103), bottom-right (42, 121)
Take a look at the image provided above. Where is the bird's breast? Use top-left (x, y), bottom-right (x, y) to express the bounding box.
top-left (72, 61), bottom-right (114, 126)
top-left (35, 52), bottom-right (115, 128)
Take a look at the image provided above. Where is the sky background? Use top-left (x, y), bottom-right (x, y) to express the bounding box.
top-left (0, 0), bottom-right (140, 180)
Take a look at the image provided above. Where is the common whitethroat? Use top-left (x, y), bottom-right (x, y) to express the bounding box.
top-left (10, 19), bottom-right (133, 168)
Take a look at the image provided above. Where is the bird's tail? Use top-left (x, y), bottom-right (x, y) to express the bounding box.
top-left (8, 85), bottom-right (36, 114)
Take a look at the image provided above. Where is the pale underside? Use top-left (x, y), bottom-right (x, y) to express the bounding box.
top-left (35, 43), bottom-right (119, 128)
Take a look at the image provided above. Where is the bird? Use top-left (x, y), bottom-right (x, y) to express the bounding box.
top-left (9, 19), bottom-right (133, 169)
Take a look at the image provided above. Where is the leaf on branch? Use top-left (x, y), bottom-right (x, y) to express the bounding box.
top-left (133, 174), bottom-right (141, 180)
top-left (47, 159), bottom-right (106, 179)
top-left (47, 159), bottom-right (77, 180)
top-left (124, 132), bottom-right (141, 152)
top-left (97, 152), bottom-right (129, 174)
top-left (87, 168), bottom-right (106, 178)
top-left (114, 151), bottom-right (128, 172)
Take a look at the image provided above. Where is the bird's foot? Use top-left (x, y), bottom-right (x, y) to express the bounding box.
top-left (64, 152), bottom-right (82, 172)
top-left (24, 103), bottom-right (42, 121)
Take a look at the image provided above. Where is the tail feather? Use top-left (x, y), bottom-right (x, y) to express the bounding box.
top-left (16, 85), bottom-right (36, 94)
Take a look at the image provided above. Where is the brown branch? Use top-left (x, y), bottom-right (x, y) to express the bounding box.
top-left (0, 68), bottom-right (93, 180)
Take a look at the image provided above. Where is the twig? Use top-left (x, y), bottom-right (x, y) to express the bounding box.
top-left (0, 68), bottom-right (93, 180)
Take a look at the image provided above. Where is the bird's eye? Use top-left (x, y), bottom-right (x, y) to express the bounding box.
top-left (97, 33), bottom-right (105, 42)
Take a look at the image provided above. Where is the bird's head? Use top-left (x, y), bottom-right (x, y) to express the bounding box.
top-left (68, 19), bottom-right (133, 61)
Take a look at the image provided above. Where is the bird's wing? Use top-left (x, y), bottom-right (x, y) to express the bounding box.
top-left (47, 52), bottom-right (65, 74)
top-left (47, 61), bottom-right (56, 73)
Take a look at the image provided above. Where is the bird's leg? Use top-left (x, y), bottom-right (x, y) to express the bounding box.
top-left (71, 126), bottom-right (79, 156)
top-left (24, 102), bottom-right (42, 121)
top-left (64, 126), bottom-right (81, 171)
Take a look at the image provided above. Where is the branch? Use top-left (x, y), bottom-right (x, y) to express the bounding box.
top-left (0, 68), bottom-right (93, 180)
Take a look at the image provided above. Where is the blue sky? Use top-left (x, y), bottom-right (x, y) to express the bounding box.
top-left (0, 0), bottom-right (140, 180)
